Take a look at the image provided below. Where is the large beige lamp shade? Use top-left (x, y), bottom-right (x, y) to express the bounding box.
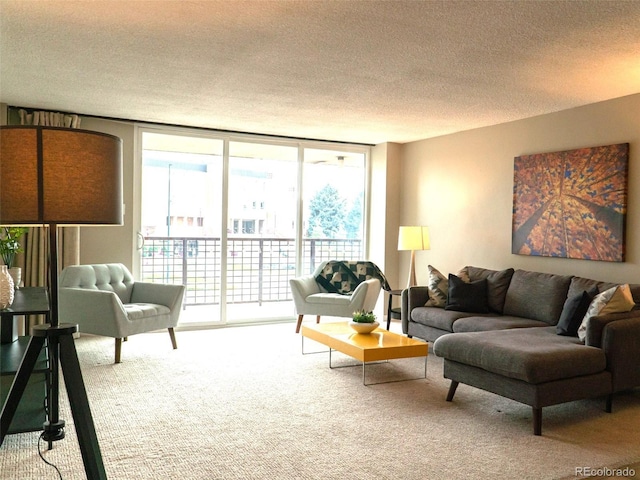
top-left (398, 226), bottom-right (430, 289)
top-left (0, 126), bottom-right (123, 225)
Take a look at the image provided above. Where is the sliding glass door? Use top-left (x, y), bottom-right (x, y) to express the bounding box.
top-left (140, 130), bottom-right (224, 323)
top-left (139, 127), bottom-right (369, 326)
top-left (225, 141), bottom-right (299, 321)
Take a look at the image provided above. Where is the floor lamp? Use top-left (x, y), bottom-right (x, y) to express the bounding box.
top-left (0, 125), bottom-right (123, 480)
top-left (398, 226), bottom-right (430, 289)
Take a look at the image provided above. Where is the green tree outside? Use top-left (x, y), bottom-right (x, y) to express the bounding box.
top-left (344, 192), bottom-right (363, 239)
top-left (306, 184), bottom-right (346, 237)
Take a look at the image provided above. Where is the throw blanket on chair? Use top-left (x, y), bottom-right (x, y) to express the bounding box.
top-left (314, 260), bottom-right (390, 295)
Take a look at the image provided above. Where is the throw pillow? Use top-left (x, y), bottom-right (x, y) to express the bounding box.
top-left (599, 283), bottom-right (635, 315)
top-left (577, 285), bottom-right (618, 342)
top-left (445, 274), bottom-right (489, 313)
top-left (456, 266), bottom-right (471, 283)
top-left (424, 265), bottom-right (448, 308)
top-left (556, 288), bottom-right (597, 336)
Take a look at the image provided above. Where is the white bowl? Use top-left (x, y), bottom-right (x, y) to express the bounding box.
top-left (349, 320), bottom-right (379, 334)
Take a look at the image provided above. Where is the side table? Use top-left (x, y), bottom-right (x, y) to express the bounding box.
top-left (1, 287), bottom-right (50, 343)
top-left (386, 289), bottom-right (403, 330)
top-left (1, 287), bottom-right (50, 434)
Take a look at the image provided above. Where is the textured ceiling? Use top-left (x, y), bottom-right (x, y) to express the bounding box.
top-left (1, 0), bottom-right (639, 145)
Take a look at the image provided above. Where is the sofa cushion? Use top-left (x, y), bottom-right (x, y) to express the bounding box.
top-left (461, 266), bottom-right (515, 313)
top-left (306, 292), bottom-right (357, 305)
top-left (502, 269), bottom-right (572, 325)
top-left (453, 315), bottom-right (549, 333)
top-left (411, 306), bottom-right (480, 333)
top-left (445, 274), bottom-right (489, 313)
top-left (556, 288), bottom-right (598, 336)
top-left (433, 327), bottom-right (607, 384)
top-left (124, 303), bottom-right (171, 320)
top-left (567, 276), bottom-right (617, 299)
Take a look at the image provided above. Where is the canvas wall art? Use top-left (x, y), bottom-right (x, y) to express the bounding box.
top-left (512, 143), bottom-right (629, 262)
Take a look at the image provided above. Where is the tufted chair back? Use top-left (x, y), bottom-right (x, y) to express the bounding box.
top-left (59, 263), bottom-right (135, 304)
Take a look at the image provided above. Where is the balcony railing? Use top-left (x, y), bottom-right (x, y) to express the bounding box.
top-left (141, 237), bottom-right (362, 306)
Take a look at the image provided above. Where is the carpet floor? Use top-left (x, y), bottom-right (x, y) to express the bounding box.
top-left (1, 321), bottom-right (639, 480)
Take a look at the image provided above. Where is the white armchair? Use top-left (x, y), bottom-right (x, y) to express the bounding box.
top-left (59, 263), bottom-right (185, 363)
top-left (290, 260), bottom-right (385, 333)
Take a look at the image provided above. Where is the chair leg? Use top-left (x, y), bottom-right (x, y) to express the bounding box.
top-left (446, 380), bottom-right (459, 402)
top-left (168, 327), bottom-right (177, 349)
top-left (115, 338), bottom-right (122, 364)
top-left (295, 315), bottom-right (321, 333)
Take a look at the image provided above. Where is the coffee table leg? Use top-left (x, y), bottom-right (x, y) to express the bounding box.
top-left (301, 335), bottom-right (329, 355)
top-left (305, 341), bottom-right (427, 386)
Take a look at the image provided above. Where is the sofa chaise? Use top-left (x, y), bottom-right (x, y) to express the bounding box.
top-left (404, 266), bottom-right (640, 435)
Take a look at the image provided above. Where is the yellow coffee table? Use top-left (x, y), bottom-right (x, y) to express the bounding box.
top-left (301, 321), bottom-right (428, 385)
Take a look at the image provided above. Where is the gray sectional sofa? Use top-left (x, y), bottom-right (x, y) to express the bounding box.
top-left (403, 266), bottom-right (640, 435)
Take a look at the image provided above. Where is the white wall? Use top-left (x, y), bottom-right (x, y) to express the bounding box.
top-left (370, 142), bottom-right (402, 285)
top-left (398, 93), bottom-right (640, 286)
top-left (78, 117), bottom-right (137, 270)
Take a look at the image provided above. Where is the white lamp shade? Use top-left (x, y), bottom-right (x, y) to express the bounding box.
top-left (398, 226), bottom-right (430, 251)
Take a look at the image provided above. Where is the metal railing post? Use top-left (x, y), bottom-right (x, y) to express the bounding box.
top-left (258, 238), bottom-right (264, 306)
top-left (309, 239), bottom-right (315, 274)
top-left (182, 237), bottom-right (188, 289)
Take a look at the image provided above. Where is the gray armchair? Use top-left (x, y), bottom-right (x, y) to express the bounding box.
top-left (289, 260), bottom-right (386, 333)
top-left (59, 263), bottom-right (185, 363)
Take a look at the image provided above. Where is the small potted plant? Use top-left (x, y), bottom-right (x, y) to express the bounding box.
top-left (349, 310), bottom-right (379, 334)
top-left (0, 227), bottom-right (28, 288)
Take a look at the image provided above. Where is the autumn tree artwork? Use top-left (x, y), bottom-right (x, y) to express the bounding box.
top-left (512, 143), bottom-right (629, 262)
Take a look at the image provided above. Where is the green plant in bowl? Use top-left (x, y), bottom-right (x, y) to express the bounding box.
top-left (352, 310), bottom-right (377, 323)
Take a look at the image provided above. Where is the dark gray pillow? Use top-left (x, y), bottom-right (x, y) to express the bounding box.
top-left (556, 288), bottom-right (597, 336)
top-left (445, 274), bottom-right (489, 313)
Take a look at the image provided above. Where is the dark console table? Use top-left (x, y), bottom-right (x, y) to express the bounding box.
top-left (1, 287), bottom-right (50, 343)
top-left (1, 287), bottom-right (49, 433)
